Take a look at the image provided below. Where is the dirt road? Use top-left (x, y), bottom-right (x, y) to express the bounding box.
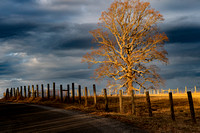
top-left (0, 103), bottom-right (146, 133)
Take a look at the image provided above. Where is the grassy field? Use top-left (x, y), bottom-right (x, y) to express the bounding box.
top-left (2, 93), bottom-right (200, 132)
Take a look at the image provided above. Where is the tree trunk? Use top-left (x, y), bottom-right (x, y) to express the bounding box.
top-left (127, 79), bottom-right (133, 95)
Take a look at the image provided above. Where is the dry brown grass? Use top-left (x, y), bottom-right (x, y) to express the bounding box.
top-left (2, 93), bottom-right (200, 133)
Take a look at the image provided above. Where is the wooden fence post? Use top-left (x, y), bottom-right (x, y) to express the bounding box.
top-left (13, 88), bottom-right (15, 97)
top-left (177, 88), bottom-right (179, 94)
top-left (60, 85), bottom-right (63, 102)
top-left (32, 85), bottom-right (34, 97)
top-left (10, 88), bottom-right (13, 97)
top-left (119, 90), bottom-right (123, 113)
top-left (67, 84), bottom-right (70, 102)
top-left (36, 85), bottom-right (39, 97)
top-left (104, 89), bottom-right (108, 111)
top-left (146, 91), bottom-right (152, 117)
top-left (72, 83), bottom-right (75, 103)
top-left (85, 87), bottom-right (88, 106)
top-left (28, 86), bottom-right (30, 98)
top-left (169, 92), bottom-right (175, 121)
top-left (41, 84), bottom-right (44, 99)
top-left (187, 91), bottom-right (196, 123)
top-left (78, 85), bottom-right (81, 104)
top-left (53, 82), bottom-right (55, 99)
top-left (6, 88), bottom-right (9, 99)
top-left (88, 89), bottom-right (90, 97)
top-left (47, 84), bottom-right (50, 99)
top-left (20, 86), bottom-right (23, 97)
top-left (17, 87), bottom-right (19, 97)
top-left (194, 86), bottom-right (197, 93)
top-left (24, 86), bottom-right (26, 98)
top-left (131, 90), bottom-right (136, 115)
top-left (93, 84), bottom-right (97, 107)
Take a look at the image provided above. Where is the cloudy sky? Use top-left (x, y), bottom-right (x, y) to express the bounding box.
top-left (0, 0), bottom-right (200, 97)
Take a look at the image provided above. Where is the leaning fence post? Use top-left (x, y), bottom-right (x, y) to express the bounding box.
top-left (60, 85), bottom-right (63, 102)
top-left (169, 92), bottom-right (175, 121)
top-left (47, 83), bottom-right (50, 99)
top-left (72, 83), bottom-right (75, 103)
top-left (187, 91), bottom-right (196, 123)
top-left (41, 84), bottom-right (44, 99)
top-left (78, 85), bottom-right (81, 104)
top-left (119, 90), bottom-right (123, 113)
top-left (146, 91), bottom-right (152, 117)
top-left (131, 90), bottom-right (136, 115)
top-left (53, 82), bottom-right (55, 99)
top-left (24, 86), bottom-right (26, 98)
top-left (104, 88), bottom-right (108, 111)
top-left (93, 84), bottom-right (97, 107)
top-left (85, 87), bottom-right (88, 106)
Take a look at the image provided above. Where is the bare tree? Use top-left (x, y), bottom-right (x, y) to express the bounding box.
top-left (82, 0), bottom-right (168, 94)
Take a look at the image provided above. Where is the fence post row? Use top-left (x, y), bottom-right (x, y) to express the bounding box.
top-left (67, 84), bottom-right (70, 103)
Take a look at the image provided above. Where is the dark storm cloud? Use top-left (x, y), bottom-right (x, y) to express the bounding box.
top-left (0, 22), bottom-right (37, 39)
top-left (0, 62), bottom-right (14, 75)
top-left (166, 26), bottom-right (200, 43)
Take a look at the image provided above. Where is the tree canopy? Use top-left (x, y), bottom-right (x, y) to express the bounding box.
top-left (82, 0), bottom-right (168, 94)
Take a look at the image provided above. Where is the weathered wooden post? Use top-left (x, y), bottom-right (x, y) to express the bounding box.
top-left (20, 86), bottom-right (23, 97)
top-left (60, 85), bottom-right (63, 102)
top-left (93, 84), bottom-right (97, 107)
top-left (72, 83), bottom-right (75, 103)
top-left (169, 92), bottom-right (175, 121)
top-left (146, 91), bottom-right (152, 117)
top-left (194, 86), bottom-right (197, 93)
top-left (36, 84), bottom-right (39, 97)
top-left (119, 90), bottom-right (123, 113)
top-left (32, 85), bottom-right (34, 97)
top-left (78, 85), bottom-right (81, 104)
top-left (17, 87), bottom-right (19, 97)
top-left (24, 86), bottom-right (26, 98)
top-left (88, 89), bottom-right (90, 97)
top-left (53, 82), bottom-right (55, 99)
top-left (41, 84), bottom-right (44, 99)
top-left (187, 91), bottom-right (196, 123)
top-left (177, 88), bottom-right (179, 94)
top-left (131, 90), bottom-right (136, 115)
top-left (104, 89), bottom-right (108, 111)
top-left (10, 88), bottom-right (13, 97)
top-left (6, 88), bottom-right (9, 99)
top-left (85, 87), bottom-right (88, 106)
top-left (67, 84), bottom-right (70, 102)
top-left (185, 86), bottom-right (187, 94)
top-left (47, 83), bottom-right (50, 99)
top-left (28, 85), bottom-right (30, 98)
